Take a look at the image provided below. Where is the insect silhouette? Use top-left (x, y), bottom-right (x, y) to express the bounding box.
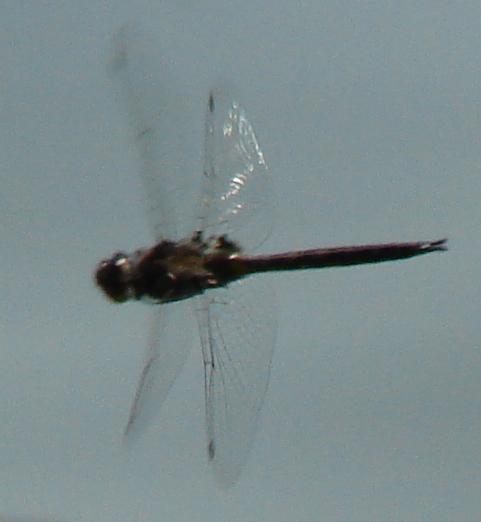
top-left (95, 28), bottom-right (446, 485)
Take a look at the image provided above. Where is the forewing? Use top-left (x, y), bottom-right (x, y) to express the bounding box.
top-left (109, 26), bottom-right (197, 241)
top-left (194, 277), bottom-right (276, 486)
top-left (123, 301), bottom-right (192, 444)
top-left (198, 89), bottom-right (274, 251)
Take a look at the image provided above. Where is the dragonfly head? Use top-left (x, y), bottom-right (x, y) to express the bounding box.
top-left (95, 252), bottom-right (136, 303)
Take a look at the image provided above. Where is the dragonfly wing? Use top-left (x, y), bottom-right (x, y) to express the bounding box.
top-left (123, 301), bottom-right (192, 444)
top-left (194, 277), bottom-right (277, 486)
top-left (198, 89), bottom-right (274, 251)
top-left (109, 25), bottom-right (197, 241)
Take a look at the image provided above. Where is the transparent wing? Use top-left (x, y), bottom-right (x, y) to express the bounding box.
top-left (109, 25), bottom-right (199, 241)
top-left (123, 301), bottom-right (192, 444)
top-left (198, 89), bottom-right (274, 251)
top-left (194, 277), bottom-right (277, 486)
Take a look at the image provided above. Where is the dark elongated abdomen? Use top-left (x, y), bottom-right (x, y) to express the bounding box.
top-left (240, 239), bottom-right (447, 275)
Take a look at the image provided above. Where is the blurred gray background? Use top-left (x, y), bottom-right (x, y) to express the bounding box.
top-left (0, 2), bottom-right (477, 521)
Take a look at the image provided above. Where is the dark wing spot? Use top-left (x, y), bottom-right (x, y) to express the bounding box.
top-left (208, 439), bottom-right (215, 460)
top-left (208, 92), bottom-right (215, 113)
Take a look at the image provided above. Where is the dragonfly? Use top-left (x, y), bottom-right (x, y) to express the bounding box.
top-left (95, 28), bottom-right (446, 486)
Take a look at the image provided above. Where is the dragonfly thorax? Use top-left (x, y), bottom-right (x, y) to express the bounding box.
top-left (95, 236), bottom-right (247, 305)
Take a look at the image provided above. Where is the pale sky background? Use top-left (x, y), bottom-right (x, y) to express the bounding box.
top-left (1, 2), bottom-right (479, 521)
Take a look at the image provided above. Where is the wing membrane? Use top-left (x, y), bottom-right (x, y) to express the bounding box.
top-left (109, 26), bottom-right (198, 241)
top-left (195, 278), bottom-right (276, 486)
top-left (198, 89), bottom-right (274, 251)
top-left (123, 302), bottom-right (192, 443)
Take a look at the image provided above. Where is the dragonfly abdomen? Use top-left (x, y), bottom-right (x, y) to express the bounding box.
top-left (241, 239), bottom-right (447, 275)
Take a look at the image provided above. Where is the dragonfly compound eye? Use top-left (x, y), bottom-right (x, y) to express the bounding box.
top-left (95, 253), bottom-right (131, 303)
